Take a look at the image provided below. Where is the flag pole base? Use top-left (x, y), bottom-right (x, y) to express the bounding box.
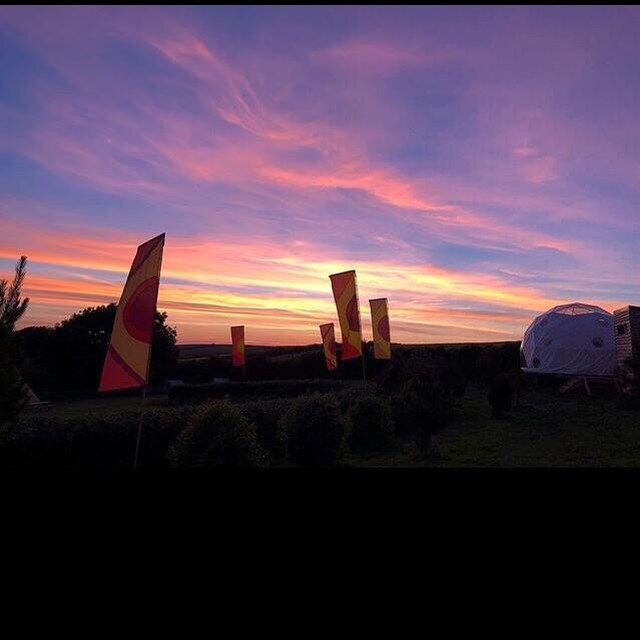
top-left (133, 386), bottom-right (147, 469)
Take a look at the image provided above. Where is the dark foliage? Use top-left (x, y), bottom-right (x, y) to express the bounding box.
top-left (0, 407), bottom-right (189, 468)
top-left (616, 393), bottom-right (640, 411)
top-left (0, 256), bottom-right (29, 421)
top-left (377, 347), bottom-right (458, 452)
top-left (175, 355), bottom-right (227, 383)
top-left (168, 378), bottom-right (351, 404)
top-left (377, 348), bottom-right (440, 394)
top-left (476, 343), bottom-right (521, 385)
top-left (391, 377), bottom-right (455, 452)
top-left (439, 362), bottom-right (468, 399)
top-left (18, 304), bottom-right (178, 398)
top-left (241, 399), bottom-right (289, 456)
top-left (619, 337), bottom-right (640, 401)
top-left (0, 256), bottom-right (29, 332)
top-left (348, 393), bottom-right (394, 452)
top-left (249, 349), bottom-right (329, 380)
top-left (279, 393), bottom-right (349, 466)
top-left (169, 400), bottom-right (267, 468)
top-left (487, 374), bottom-right (514, 418)
top-left (0, 331), bottom-right (27, 422)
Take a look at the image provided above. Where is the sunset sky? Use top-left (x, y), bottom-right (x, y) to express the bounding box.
top-left (1, 6), bottom-right (640, 345)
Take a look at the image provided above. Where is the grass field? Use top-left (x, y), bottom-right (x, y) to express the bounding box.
top-left (27, 382), bottom-right (640, 467)
top-left (353, 384), bottom-right (640, 467)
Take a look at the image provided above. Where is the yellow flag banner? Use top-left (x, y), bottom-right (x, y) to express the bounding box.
top-left (231, 325), bottom-right (245, 367)
top-left (320, 323), bottom-right (337, 371)
top-left (329, 269), bottom-right (363, 361)
top-left (99, 233), bottom-right (165, 392)
top-left (370, 298), bottom-right (391, 359)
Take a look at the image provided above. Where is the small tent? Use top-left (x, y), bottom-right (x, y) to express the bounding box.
top-left (521, 302), bottom-right (616, 376)
top-left (22, 383), bottom-right (52, 410)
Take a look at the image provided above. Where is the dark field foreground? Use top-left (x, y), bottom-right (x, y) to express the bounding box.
top-left (4, 381), bottom-right (640, 468)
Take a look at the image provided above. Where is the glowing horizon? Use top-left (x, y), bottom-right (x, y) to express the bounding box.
top-left (1, 6), bottom-right (639, 345)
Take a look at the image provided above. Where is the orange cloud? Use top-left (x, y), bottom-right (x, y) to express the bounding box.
top-left (4, 215), bottom-right (628, 346)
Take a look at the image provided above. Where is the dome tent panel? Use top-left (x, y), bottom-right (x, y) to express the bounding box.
top-left (521, 302), bottom-right (616, 376)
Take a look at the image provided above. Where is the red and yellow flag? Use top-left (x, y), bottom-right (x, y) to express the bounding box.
top-left (370, 298), bottom-right (391, 359)
top-left (329, 269), bottom-right (362, 361)
top-left (320, 323), bottom-right (337, 371)
top-left (231, 325), bottom-right (245, 367)
top-left (99, 233), bottom-right (165, 392)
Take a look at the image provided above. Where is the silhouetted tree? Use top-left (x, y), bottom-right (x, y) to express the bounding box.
top-left (19, 303), bottom-right (178, 397)
top-left (0, 257), bottom-right (29, 420)
top-left (0, 256), bottom-right (29, 332)
top-left (488, 373), bottom-right (514, 418)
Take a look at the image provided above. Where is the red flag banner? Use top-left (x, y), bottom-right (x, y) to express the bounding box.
top-left (99, 233), bottom-right (165, 392)
top-left (329, 269), bottom-right (363, 361)
top-left (320, 323), bottom-right (337, 371)
top-left (231, 325), bottom-right (245, 367)
top-left (369, 298), bottom-right (391, 359)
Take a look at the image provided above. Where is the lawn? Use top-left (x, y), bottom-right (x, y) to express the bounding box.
top-left (356, 384), bottom-right (640, 467)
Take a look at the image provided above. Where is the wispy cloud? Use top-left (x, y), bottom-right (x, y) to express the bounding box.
top-left (1, 6), bottom-right (639, 344)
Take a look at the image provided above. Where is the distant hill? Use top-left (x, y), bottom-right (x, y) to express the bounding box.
top-left (177, 343), bottom-right (322, 361)
top-left (177, 341), bottom-right (521, 361)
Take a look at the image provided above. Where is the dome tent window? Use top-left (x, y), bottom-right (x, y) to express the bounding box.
top-left (521, 302), bottom-right (616, 376)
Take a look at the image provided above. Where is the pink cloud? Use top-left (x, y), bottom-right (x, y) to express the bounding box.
top-left (314, 39), bottom-right (455, 75)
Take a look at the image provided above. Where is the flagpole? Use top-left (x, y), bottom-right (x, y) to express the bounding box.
top-left (133, 386), bottom-right (147, 469)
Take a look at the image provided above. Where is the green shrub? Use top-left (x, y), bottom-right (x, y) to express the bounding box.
top-left (0, 413), bottom-right (74, 468)
top-left (617, 394), bottom-right (640, 412)
top-left (169, 378), bottom-right (349, 404)
top-left (391, 377), bottom-right (454, 452)
top-left (72, 408), bottom-right (189, 468)
top-left (487, 374), bottom-right (514, 418)
top-left (334, 384), bottom-right (376, 412)
top-left (241, 399), bottom-right (289, 456)
top-left (0, 407), bottom-right (189, 468)
top-left (477, 343), bottom-right (521, 385)
top-left (279, 393), bottom-right (349, 466)
top-left (170, 400), bottom-right (267, 468)
top-left (348, 394), bottom-right (393, 452)
top-left (377, 349), bottom-right (439, 394)
top-left (439, 363), bottom-right (468, 399)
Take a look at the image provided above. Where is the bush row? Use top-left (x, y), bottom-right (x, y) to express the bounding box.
top-left (0, 407), bottom-right (191, 469)
top-left (172, 379), bottom-right (457, 466)
top-left (168, 378), bottom-right (357, 404)
top-left (1, 380), bottom-right (458, 468)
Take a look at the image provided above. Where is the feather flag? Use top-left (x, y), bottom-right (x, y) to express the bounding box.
top-left (369, 298), bottom-right (391, 359)
top-left (320, 323), bottom-right (338, 371)
top-left (329, 269), bottom-right (363, 361)
top-left (99, 233), bottom-right (165, 392)
top-left (231, 325), bottom-right (245, 367)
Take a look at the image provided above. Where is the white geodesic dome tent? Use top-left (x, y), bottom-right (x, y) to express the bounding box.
top-left (521, 302), bottom-right (616, 376)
